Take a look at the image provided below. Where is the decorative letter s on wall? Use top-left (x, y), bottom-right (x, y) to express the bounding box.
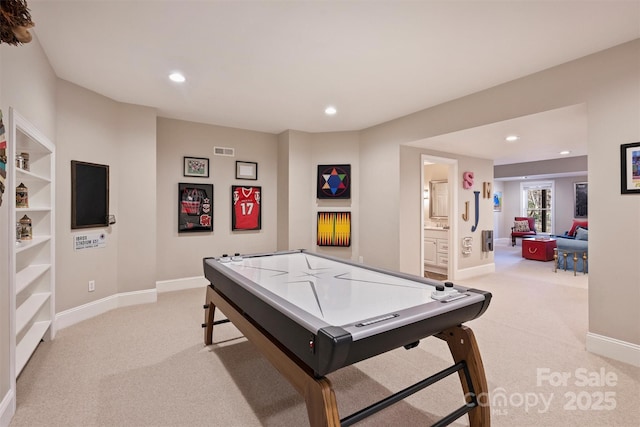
top-left (462, 171), bottom-right (474, 189)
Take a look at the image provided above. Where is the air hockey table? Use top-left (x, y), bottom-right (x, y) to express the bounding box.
top-left (202, 250), bottom-right (492, 426)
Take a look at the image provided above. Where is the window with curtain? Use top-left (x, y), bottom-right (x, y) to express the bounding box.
top-left (521, 181), bottom-right (554, 233)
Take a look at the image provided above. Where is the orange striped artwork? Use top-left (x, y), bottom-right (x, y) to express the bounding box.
top-left (317, 212), bottom-right (351, 247)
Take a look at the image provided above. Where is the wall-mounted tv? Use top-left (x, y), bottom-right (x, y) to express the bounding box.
top-left (71, 160), bottom-right (109, 229)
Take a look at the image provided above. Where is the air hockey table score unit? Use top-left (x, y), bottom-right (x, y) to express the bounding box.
top-left (202, 250), bottom-right (492, 426)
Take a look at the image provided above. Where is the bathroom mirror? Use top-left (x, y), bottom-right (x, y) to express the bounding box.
top-left (429, 180), bottom-right (448, 219)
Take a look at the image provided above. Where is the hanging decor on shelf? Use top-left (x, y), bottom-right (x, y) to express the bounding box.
top-left (19, 214), bottom-right (32, 240)
top-left (16, 182), bottom-right (28, 208)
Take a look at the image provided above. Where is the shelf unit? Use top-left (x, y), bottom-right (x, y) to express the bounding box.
top-left (8, 108), bottom-right (55, 380)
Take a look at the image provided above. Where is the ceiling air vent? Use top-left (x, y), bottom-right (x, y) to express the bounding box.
top-left (214, 146), bottom-right (235, 157)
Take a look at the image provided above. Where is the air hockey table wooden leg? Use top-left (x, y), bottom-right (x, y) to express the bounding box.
top-left (436, 325), bottom-right (490, 427)
top-left (203, 284), bottom-right (341, 427)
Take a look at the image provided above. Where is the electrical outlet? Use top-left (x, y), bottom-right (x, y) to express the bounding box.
top-left (88, 280), bottom-right (95, 292)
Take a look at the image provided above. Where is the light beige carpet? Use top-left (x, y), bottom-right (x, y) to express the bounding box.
top-left (10, 241), bottom-right (640, 426)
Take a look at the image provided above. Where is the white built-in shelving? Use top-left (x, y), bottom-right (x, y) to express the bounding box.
top-left (8, 108), bottom-right (55, 380)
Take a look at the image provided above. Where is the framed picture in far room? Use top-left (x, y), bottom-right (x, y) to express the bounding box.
top-left (178, 183), bottom-right (213, 233)
top-left (574, 182), bottom-right (588, 218)
top-left (183, 156), bottom-right (209, 178)
top-left (232, 185), bottom-right (261, 230)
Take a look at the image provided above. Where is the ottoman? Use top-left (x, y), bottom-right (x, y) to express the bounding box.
top-left (522, 238), bottom-right (557, 261)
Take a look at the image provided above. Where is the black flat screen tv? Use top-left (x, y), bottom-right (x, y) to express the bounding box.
top-left (71, 160), bottom-right (109, 229)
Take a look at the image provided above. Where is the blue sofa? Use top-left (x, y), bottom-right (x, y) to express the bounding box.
top-left (554, 226), bottom-right (588, 273)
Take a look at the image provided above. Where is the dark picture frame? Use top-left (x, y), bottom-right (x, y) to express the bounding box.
top-left (178, 183), bottom-right (213, 233)
top-left (574, 182), bottom-right (588, 218)
top-left (71, 160), bottom-right (109, 229)
top-left (620, 142), bottom-right (640, 194)
top-left (317, 164), bottom-right (351, 199)
top-left (236, 161), bottom-right (258, 180)
top-left (232, 185), bottom-right (261, 230)
top-left (183, 156), bottom-right (209, 178)
top-left (317, 211), bottom-right (351, 247)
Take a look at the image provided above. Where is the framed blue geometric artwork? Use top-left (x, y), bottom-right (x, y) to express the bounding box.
top-left (317, 164), bottom-right (350, 199)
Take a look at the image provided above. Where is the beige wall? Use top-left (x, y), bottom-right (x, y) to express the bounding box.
top-left (55, 81), bottom-right (158, 311)
top-left (155, 118), bottom-right (279, 281)
top-left (310, 131), bottom-right (360, 260)
top-left (0, 35), bottom-right (57, 422)
top-left (399, 146), bottom-right (494, 277)
top-left (359, 40), bottom-right (640, 347)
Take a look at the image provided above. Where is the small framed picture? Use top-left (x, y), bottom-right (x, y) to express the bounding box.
top-left (236, 161), bottom-right (258, 180)
top-left (620, 142), bottom-right (640, 194)
top-left (184, 156), bottom-right (209, 178)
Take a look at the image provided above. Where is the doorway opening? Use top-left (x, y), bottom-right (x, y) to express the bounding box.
top-left (421, 154), bottom-right (457, 280)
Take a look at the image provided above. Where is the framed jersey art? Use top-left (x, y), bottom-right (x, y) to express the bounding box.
top-left (232, 185), bottom-right (261, 230)
top-left (178, 183), bottom-right (213, 233)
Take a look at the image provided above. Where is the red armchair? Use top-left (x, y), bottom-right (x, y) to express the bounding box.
top-left (511, 217), bottom-right (536, 246)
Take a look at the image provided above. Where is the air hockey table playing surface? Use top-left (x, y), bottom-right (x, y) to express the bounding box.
top-left (203, 249), bottom-right (491, 377)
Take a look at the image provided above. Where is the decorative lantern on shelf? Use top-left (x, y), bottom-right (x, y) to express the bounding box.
top-left (19, 214), bottom-right (32, 240)
top-left (16, 182), bottom-right (28, 208)
top-left (20, 152), bottom-right (29, 171)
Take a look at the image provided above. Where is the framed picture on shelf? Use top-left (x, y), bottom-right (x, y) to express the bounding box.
top-left (236, 161), bottom-right (258, 180)
top-left (178, 183), bottom-right (213, 232)
top-left (317, 211), bottom-right (351, 247)
top-left (317, 164), bottom-right (351, 199)
top-left (620, 142), bottom-right (640, 194)
top-left (232, 185), bottom-right (261, 230)
top-left (183, 156), bottom-right (209, 178)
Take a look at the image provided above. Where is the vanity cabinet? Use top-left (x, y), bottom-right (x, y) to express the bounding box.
top-left (424, 228), bottom-right (448, 274)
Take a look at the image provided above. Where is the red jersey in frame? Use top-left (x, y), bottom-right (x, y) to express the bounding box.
top-left (232, 186), bottom-right (261, 230)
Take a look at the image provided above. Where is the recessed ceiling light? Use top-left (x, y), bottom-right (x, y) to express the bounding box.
top-left (505, 135), bottom-right (520, 142)
top-left (559, 150), bottom-right (571, 155)
top-left (169, 72), bottom-right (186, 83)
top-left (324, 106), bottom-right (337, 116)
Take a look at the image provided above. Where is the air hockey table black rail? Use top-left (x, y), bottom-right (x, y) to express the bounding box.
top-left (202, 250), bottom-right (491, 426)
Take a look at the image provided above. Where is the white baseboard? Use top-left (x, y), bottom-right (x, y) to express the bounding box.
top-left (55, 289), bottom-right (157, 331)
top-left (586, 332), bottom-right (640, 367)
top-left (453, 262), bottom-right (496, 280)
top-left (156, 276), bottom-right (208, 293)
top-left (0, 389), bottom-right (15, 427)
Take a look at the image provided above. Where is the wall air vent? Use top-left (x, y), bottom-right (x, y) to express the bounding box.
top-left (214, 146), bottom-right (235, 157)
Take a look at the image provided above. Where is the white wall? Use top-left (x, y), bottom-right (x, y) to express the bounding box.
top-left (0, 35), bottom-right (57, 426)
top-left (358, 40), bottom-right (640, 353)
top-left (55, 81), bottom-right (158, 312)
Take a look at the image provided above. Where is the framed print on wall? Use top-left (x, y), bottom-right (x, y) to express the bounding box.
top-left (178, 183), bottom-right (213, 232)
top-left (493, 191), bottom-right (502, 212)
top-left (574, 182), bottom-right (588, 217)
top-left (183, 156), bottom-right (209, 178)
top-left (317, 211), bottom-right (351, 247)
top-left (236, 161), bottom-right (258, 180)
top-left (232, 185), bottom-right (261, 230)
top-left (317, 164), bottom-right (351, 199)
top-left (620, 142), bottom-right (640, 194)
